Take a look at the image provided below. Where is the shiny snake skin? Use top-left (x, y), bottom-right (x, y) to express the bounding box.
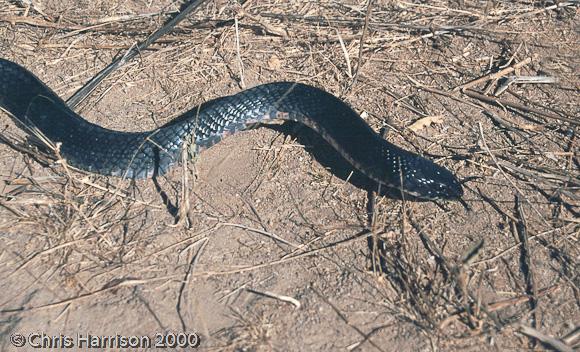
top-left (0, 58), bottom-right (462, 200)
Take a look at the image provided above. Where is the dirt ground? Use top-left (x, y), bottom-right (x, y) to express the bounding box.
top-left (0, 0), bottom-right (578, 351)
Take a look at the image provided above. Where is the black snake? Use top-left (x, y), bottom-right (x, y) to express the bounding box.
top-left (0, 58), bottom-right (462, 200)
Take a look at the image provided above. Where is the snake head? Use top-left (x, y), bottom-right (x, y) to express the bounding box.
top-left (392, 154), bottom-right (464, 201)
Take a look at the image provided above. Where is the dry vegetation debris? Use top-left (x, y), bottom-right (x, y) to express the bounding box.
top-left (0, 0), bottom-right (578, 351)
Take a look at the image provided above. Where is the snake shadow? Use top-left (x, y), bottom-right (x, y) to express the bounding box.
top-left (151, 121), bottom-right (412, 226)
top-left (265, 122), bottom-right (419, 201)
top-left (153, 121), bottom-right (453, 222)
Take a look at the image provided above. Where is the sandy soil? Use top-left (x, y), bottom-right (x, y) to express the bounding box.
top-left (0, 1), bottom-right (578, 351)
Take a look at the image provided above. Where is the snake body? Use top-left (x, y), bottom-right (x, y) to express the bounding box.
top-left (0, 58), bottom-right (462, 200)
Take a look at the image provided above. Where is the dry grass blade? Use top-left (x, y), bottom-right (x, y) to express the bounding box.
top-left (454, 57), bottom-right (533, 91)
top-left (66, 0), bottom-right (210, 108)
top-left (464, 89), bottom-right (577, 124)
top-left (246, 288), bottom-right (301, 308)
top-left (221, 222), bottom-right (300, 248)
top-left (313, 287), bottom-right (386, 352)
top-left (519, 324), bottom-right (575, 352)
top-left (0, 276), bottom-right (179, 313)
top-left (561, 326), bottom-right (580, 348)
top-left (0, 0), bottom-right (578, 350)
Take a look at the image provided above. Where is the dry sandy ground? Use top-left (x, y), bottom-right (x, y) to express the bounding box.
top-left (0, 1), bottom-right (578, 351)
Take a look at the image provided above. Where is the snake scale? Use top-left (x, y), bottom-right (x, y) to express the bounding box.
top-left (0, 58), bottom-right (462, 200)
